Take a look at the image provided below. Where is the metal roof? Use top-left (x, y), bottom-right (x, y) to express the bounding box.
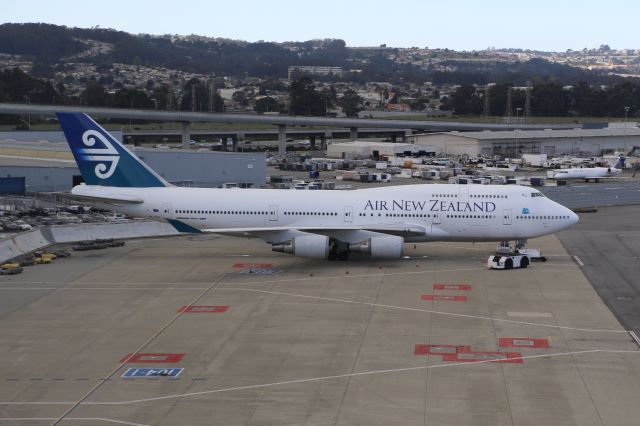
top-left (329, 141), bottom-right (414, 147)
top-left (417, 127), bottom-right (640, 141)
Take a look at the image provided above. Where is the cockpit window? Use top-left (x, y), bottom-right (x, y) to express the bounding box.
top-left (531, 193), bottom-right (545, 198)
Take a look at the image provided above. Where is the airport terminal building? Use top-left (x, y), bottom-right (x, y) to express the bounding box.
top-left (327, 141), bottom-right (422, 159)
top-left (410, 126), bottom-right (640, 157)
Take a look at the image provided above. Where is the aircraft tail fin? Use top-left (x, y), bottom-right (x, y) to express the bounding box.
top-left (613, 155), bottom-right (625, 170)
top-left (57, 113), bottom-right (169, 187)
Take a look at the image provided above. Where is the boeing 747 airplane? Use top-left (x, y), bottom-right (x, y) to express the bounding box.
top-left (57, 113), bottom-right (579, 260)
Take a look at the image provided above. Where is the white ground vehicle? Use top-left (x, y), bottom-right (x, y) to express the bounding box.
top-left (487, 254), bottom-right (530, 270)
top-left (13, 221), bottom-right (32, 231)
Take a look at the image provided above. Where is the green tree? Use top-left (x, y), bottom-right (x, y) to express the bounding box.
top-left (179, 78), bottom-right (224, 112)
top-left (111, 88), bottom-right (153, 109)
top-left (338, 89), bottom-right (364, 117)
top-left (254, 96), bottom-right (281, 113)
top-left (570, 81), bottom-right (606, 116)
top-left (449, 85), bottom-right (483, 115)
top-left (606, 81), bottom-right (640, 117)
top-left (320, 85), bottom-right (338, 110)
top-left (151, 84), bottom-right (173, 110)
top-left (232, 90), bottom-right (249, 107)
top-left (81, 81), bottom-right (108, 106)
top-left (532, 83), bottom-right (570, 116)
top-left (488, 84), bottom-right (523, 117)
top-left (289, 76), bottom-right (326, 116)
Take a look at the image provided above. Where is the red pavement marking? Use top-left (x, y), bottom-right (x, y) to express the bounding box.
top-left (120, 353), bottom-right (185, 363)
top-left (414, 344), bottom-right (470, 355)
top-left (232, 263), bottom-right (272, 269)
top-left (177, 305), bottom-right (229, 313)
top-left (498, 337), bottom-right (550, 348)
top-left (443, 351), bottom-right (523, 364)
top-left (421, 295), bottom-right (467, 302)
top-left (414, 344), bottom-right (523, 364)
top-left (433, 284), bottom-right (472, 291)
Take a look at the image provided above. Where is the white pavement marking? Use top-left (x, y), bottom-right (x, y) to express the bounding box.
top-left (0, 418), bottom-right (149, 426)
top-left (213, 287), bottom-right (630, 333)
top-left (0, 281), bottom-right (628, 333)
top-left (507, 312), bottom-right (554, 318)
top-left (1, 350), bottom-right (637, 407)
top-left (48, 273), bottom-right (229, 426)
top-left (0, 267), bottom-right (487, 288)
top-left (573, 255), bottom-right (585, 266)
top-left (630, 331), bottom-right (640, 348)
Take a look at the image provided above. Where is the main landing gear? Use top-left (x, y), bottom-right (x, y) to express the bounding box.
top-left (328, 240), bottom-right (350, 261)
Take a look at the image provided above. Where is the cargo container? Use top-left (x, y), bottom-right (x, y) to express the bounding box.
top-left (0, 177), bottom-right (25, 195)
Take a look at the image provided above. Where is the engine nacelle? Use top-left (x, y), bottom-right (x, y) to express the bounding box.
top-left (272, 234), bottom-right (330, 258)
top-left (349, 235), bottom-right (404, 258)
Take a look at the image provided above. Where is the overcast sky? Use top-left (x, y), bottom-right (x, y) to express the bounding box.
top-left (3, 0), bottom-right (638, 51)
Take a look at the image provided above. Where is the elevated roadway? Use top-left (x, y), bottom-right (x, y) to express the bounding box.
top-left (0, 103), bottom-right (576, 154)
top-left (125, 127), bottom-right (411, 149)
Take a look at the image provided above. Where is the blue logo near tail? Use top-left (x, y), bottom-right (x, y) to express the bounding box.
top-left (57, 113), bottom-right (168, 188)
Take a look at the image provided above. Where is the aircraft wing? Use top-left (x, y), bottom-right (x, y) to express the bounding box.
top-left (51, 192), bottom-right (144, 205)
top-left (167, 220), bottom-right (427, 238)
top-left (203, 224), bottom-right (427, 236)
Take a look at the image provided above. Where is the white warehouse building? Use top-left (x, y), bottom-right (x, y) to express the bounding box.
top-left (326, 141), bottom-right (423, 159)
top-left (410, 127), bottom-right (640, 157)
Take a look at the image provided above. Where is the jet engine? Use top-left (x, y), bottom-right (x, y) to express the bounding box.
top-left (271, 234), bottom-right (330, 258)
top-left (349, 235), bottom-right (404, 258)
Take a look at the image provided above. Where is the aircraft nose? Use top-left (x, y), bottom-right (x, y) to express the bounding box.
top-left (569, 209), bottom-right (579, 225)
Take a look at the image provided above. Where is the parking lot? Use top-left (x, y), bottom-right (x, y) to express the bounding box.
top-left (0, 232), bottom-right (639, 425)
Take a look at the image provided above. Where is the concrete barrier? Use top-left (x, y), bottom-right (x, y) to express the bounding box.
top-left (0, 221), bottom-right (179, 264)
top-left (0, 229), bottom-right (51, 264)
top-left (49, 221), bottom-right (178, 243)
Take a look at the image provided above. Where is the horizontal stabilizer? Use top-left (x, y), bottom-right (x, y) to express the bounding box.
top-left (51, 192), bottom-right (144, 205)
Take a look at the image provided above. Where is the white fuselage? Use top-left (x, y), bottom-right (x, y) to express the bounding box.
top-left (552, 167), bottom-right (621, 180)
top-left (74, 183), bottom-right (578, 243)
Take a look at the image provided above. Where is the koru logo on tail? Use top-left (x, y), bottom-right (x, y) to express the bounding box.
top-left (78, 130), bottom-right (120, 179)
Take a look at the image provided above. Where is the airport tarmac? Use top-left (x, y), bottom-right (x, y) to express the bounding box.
top-left (557, 205), bottom-right (640, 337)
top-left (0, 234), bottom-right (639, 425)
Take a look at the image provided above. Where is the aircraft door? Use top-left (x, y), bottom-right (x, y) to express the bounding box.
top-left (268, 205), bottom-right (278, 222)
top-left (161, 203), bottom-right (173, 219)
top-left (458, 185), bottom-right (469, 202)
top-left (502, 209), bottom-right (512, 225)
top-left (344, 206), bottom-right (353, 223)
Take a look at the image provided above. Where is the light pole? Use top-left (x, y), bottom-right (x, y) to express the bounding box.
top-left (515, 108), bottom-right (522, 157)
top-left (624, 106), bottom-right (630, 154)
top-left (23, 95), bottom-right (31, 130)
